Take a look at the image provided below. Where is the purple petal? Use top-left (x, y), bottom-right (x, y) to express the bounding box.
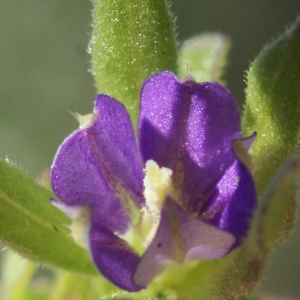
top-left (51, 95), bottom-right (144, 234)
top-left (139, 71), bottom-right (241, 213)
top-left (89, 95), bottom-right (144, 207)
top-left (139, 72), bottom-right (186, 168)
top-left (133, 198), bottom-right (235, 287)
top-left (89, 225), bottom-right (143, 292)
top-left (201, 154), bottom-right (256, 246)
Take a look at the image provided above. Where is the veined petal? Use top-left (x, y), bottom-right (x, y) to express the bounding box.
top-left (201, 147), bottom-right (257, 246)
top-left (51, 95), bottom-right (144, 234)
top-left (139, 71), bottom-right (241, 212)
top-left (89, 95), bottom-right (144, 208)
top-left (89, 225), bottom-right (143, 292)
top-left (133, 198), bottom-right (235, 287)
top-left (139, 71), bottom-right (185, 168)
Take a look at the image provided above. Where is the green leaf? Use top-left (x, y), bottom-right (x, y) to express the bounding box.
top-left (177, 33), bottom-right (230, 83)
top-left (0, 159), bottom-right (96, 275)
top-left (242, 17), bottom-right (300, 197)
top-left (90, 0), bottom-right (177, 126)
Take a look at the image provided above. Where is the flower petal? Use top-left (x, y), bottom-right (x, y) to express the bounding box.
top-left (201, 153), bottom-right (256, 246)
top-left (139, 71), bottom-right (241, 212)
top-left (133, 198), bottom-right (235, 287)
top-left (51, 95), bottom-right (144, 234)
top-left (139, 72), bottom-right (185, 168)
top-left (89, 225), bottom-right (143, 292)
top-left (90, 95), bottom-right (144, 207)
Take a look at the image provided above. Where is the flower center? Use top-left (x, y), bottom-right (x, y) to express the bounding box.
top-left (138, 160), bottom-right (174, 247)
top-left (143, 160), bottom-right (174, 224)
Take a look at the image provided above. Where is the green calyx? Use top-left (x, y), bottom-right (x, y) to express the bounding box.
top-left (242, 17), bottom-right (300, 197)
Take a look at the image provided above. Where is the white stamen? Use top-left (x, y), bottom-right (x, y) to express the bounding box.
top-left (143, 160), bottom-right (174, 224)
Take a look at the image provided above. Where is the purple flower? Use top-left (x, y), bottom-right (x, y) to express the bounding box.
top-left (50, 71), bottom-right (256, 292)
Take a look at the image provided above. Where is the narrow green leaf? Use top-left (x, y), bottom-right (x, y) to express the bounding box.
top-left (90, 0), bottom-right (177, 126)
top-left (177, 33), bottom-right (230, 83)
top-left (0, 159), bottom-right (96, 275)
top-left (242, 17), bottom-right (300, 197)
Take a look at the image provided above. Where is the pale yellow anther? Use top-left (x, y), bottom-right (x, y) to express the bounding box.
top-left (70, 112), bottom-right (96, 129)
top-left (143, 160), bottom-right (174, 223)
top-left (70, 207), bottom-right (91, 249)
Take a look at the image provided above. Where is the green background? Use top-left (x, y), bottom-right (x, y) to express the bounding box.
top-left (1, 0), bottom-right (300, 298)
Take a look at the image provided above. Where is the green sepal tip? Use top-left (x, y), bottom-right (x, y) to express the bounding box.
top-left (177, 33), bottom-right (230, 83)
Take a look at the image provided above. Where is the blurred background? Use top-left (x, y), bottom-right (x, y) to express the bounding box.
top-left (1, 0), bottom-right (300, 298)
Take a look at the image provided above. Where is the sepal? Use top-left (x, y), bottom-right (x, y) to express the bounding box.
top-left (177, 33), bottom-right (230, 83)
top-left (90, 0), bottom-right (177, 125)
top-left (242, 17), bottom-right (300, 197)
